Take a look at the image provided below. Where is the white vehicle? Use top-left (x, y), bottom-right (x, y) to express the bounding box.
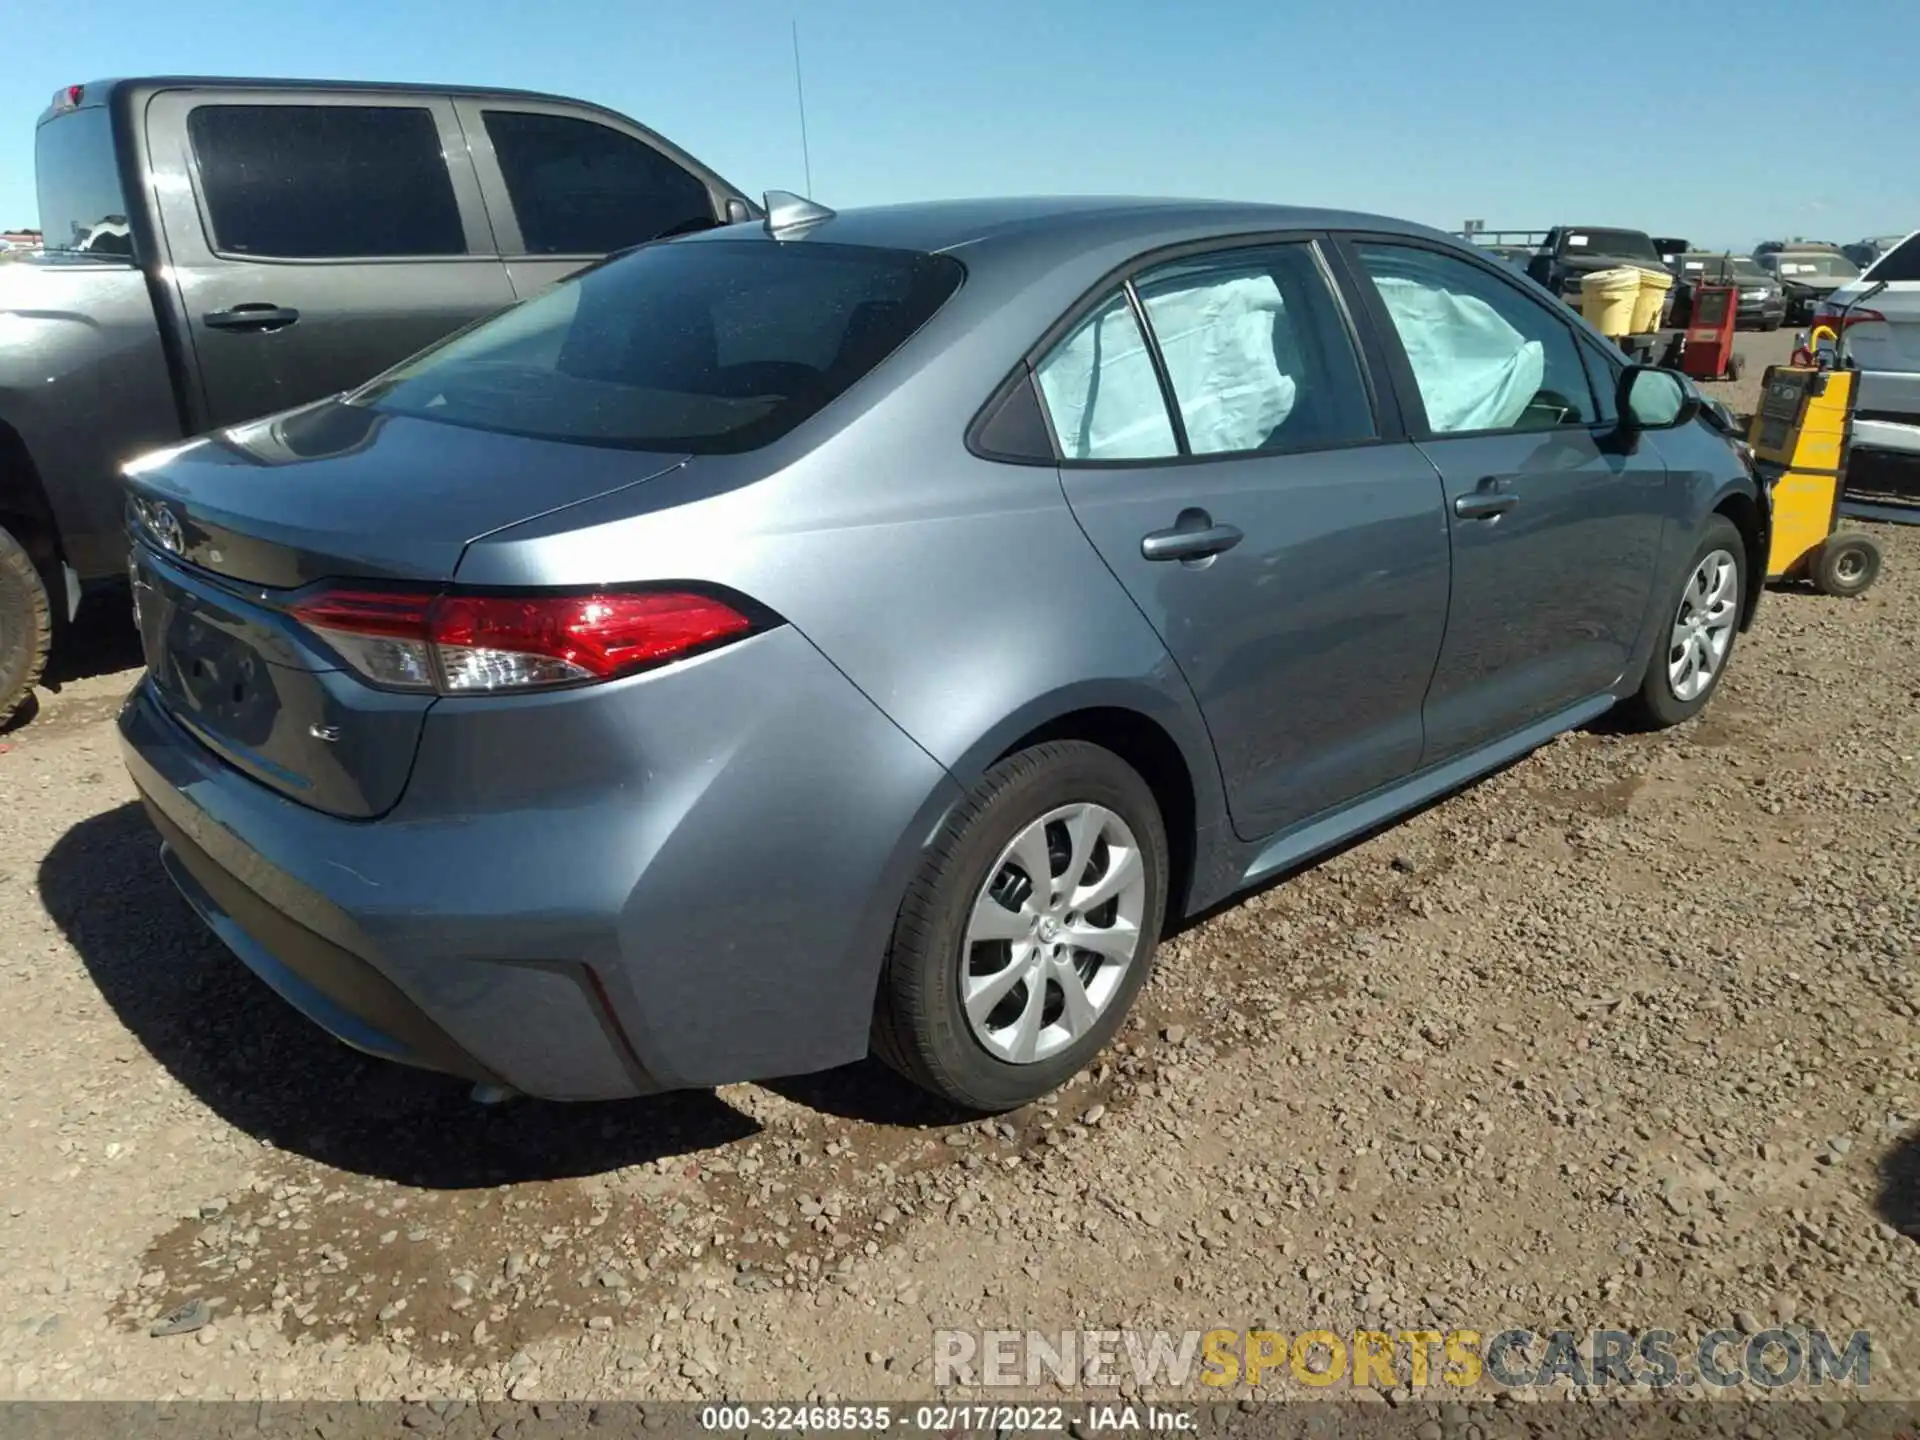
top-left (1815, 231), bottom-right (1920, 507)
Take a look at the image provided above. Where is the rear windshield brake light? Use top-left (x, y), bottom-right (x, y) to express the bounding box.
top-left (290, 586), bottom-right (763, 695)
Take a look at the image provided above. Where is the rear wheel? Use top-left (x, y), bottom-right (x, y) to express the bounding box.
top-left (1811, 532), bottom-right (1882, 597)
top-left (872, 741), bottom-right (1168, 1112)
top-left (1726, 353), bottom-right (1743, 381)
top-left (1619, 515), bottom-right (1745, 730)
top-left (0, 524), bottom-right (52, 727)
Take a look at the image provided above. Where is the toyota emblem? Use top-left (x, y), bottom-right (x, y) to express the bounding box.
top-left (149, 504), bottom-right (185, 555)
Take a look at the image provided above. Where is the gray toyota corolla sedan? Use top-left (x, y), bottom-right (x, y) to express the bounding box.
top-left (117, 194), bottom-right (1770, 1112)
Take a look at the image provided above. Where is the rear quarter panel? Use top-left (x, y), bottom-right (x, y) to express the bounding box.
top-left (0, 259), bottom-right (181, 576)
top-left (456, 244), bottom-right (1234, 866)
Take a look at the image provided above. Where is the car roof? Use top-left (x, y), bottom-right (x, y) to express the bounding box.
top-left (693, 195), bottom-right (1449, 260)
top-left (40, 75), bottom-right (626, 127)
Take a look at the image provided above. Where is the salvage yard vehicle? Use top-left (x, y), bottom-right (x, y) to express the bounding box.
top-left (1755, 245), bottom-right (1861, 323)
top-left (1814, 230), bottom-right (1920, 521)
top-left (0, 77), bottom-right (755, 724)
top-left (118, 194), bottom-right (1772, 1112)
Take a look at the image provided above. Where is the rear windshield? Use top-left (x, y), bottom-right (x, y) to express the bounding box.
top-left (1558, 229), bottom-right (1659, 263)
top-left (352, 238), bottom-right (964, 452)
top-left (1864, 233), bottom-right (1920, 283)
top-left (34, 107), bottom-right (134, 257)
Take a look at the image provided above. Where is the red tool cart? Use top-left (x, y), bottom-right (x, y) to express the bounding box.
top-left (1678, 283), bottom-right (1742, 381)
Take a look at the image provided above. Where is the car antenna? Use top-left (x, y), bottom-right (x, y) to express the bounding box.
top-left (763, 190), bottom-right (836, 239)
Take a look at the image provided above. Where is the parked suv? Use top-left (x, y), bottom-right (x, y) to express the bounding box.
top-left (118, 197), bottom-right (1770, 1110)
top-left (0, 77), bottom-right (754, 723)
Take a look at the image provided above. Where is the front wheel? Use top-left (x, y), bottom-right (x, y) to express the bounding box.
top-left (1619, 515), bottom-right (1745, 730)
top-left (872, 740), bottom-right (1169, 1112)
top-left (0, 525), bottom-right (52, 728)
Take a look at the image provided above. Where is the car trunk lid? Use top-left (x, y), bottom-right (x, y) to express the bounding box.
top-left (123, 400), bottom-right (689, 816)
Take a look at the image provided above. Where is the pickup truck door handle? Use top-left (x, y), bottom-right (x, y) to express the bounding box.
top-left (1140, 509), bottom-right (1244, 562)
top-left (1453, 481), bottom-right (1517, 521)
top-left (203, 304), bottom-right (301, 332)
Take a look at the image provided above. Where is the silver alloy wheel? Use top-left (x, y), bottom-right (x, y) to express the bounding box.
top-left (961, 802), bottom-right (1148, 1065)
top-left (1668, 547), bottom-right (1739, 703)
top-left (1833, 548), bottom-right (1867, 584)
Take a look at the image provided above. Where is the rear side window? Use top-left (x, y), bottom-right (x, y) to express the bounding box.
top-left (1133, 244), bottom-right (1373, 455)
top-left (189, 105), bottom-right (465, 259)
top-left (1034, 296), bottom-right (1179, 461)
top-left (1033, 242), bottom-right (1373, 463)
top-left (34, 107), bottom-right (133, 256)
top-left (483, 111), bottom-right (715, 256)
top-left (1866, 233), bottom-right (1920, 283)
top-left (351, 238), bottom-right (963, 452)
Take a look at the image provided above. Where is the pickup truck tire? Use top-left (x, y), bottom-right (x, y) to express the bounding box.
top-left (0, 524), bottom-right (52, 727)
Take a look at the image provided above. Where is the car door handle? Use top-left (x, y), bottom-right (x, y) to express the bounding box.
top-left (1453, 488), bottom-right (1518, 520)
top-left (203, 305), bottom-right (301, 332)
top-left (1141, 512), bottom-right (1244, 562)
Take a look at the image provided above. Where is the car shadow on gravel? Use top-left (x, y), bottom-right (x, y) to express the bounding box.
top-left (1878, 1128), bottom-right (1920, 1241)
top-left (40, 802), bottom-right (762, 1188)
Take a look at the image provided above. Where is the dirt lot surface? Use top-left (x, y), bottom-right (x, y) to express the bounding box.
top-left (3, 330), bottom-right (1916, 1404)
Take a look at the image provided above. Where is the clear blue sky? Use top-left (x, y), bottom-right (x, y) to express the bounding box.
top-left (3, 0), bottom-right (1915, 249)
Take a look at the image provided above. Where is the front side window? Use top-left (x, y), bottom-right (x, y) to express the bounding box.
top-left (484, 111), bottom-right (714, 256)
top-left (1354, 243), bottom-right (1596, 435)
top-left (1034, 295), bottom-right (1178, 461)
top-left (189, 105), bottom-right (466, 259)
top-left (349, 238), bottom-right (963, 453)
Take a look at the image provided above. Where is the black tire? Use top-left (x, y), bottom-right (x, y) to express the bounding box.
top-left (0, 524), bottom-right (52, 728)
top-left (1762, 318), bottom-right (1783, 332)
top-left (872, 740), bottom-right (1169, 1112)
top-left (1619, 514), bottom-right (1747, 730)
top-left (1811, 532), bottom-right (1882, 597)
top-left (1725, 353), bottom-right (1742, 381)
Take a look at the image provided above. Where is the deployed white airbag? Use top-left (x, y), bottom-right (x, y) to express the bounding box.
top-left (1035, 301), bottom-right (1179, 461)
top-left (1140, 275), bottom-right (1297, 454)
top-left (1373, 275), bottom-right (1546, 433)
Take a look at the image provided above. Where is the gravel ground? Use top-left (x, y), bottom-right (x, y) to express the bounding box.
top-left (3, 334), bottom-right (1915, 1404)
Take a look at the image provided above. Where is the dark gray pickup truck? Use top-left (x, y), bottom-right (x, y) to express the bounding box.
top-left (0, 76), bottom-right (754, 722)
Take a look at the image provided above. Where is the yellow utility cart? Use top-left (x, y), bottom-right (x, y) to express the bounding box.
top-left (1745, 333), bottom-right (1885, 597)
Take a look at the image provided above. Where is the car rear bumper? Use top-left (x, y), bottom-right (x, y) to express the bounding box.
top-left (118, 625), bottom-right (961, 1100)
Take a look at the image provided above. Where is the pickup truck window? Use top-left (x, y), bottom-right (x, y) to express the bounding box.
top-left (482, 110), bottom-right (715, 256)
top-left (187, 104), bottom-right (466, 259)
top-left (34, 108), bottom-right (133, 256)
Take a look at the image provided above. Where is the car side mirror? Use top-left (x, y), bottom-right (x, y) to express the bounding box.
top-left (1615, 364), bottom-right (1701, 435)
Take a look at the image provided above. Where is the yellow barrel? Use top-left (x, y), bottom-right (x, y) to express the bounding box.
top-left (1629, 266), bottom-right (1674, 334)
top-left (1580, 268), bottom-right (1642, 337)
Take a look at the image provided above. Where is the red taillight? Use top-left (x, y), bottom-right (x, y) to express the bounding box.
top-left (52, 85), bottom-right (84, 112)
top-left (289, 587), bottom-right (758, 694)
top-left (1812, 303), bottom-right (1887, 334)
